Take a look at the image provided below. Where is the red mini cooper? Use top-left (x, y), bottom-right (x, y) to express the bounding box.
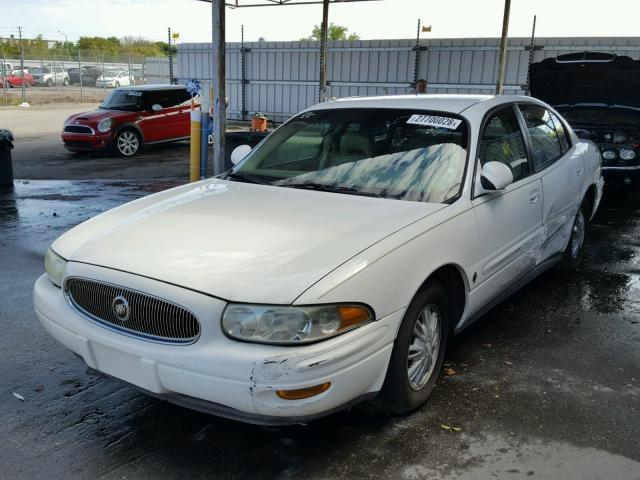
top-left (62, 85), bottom-right (195, 157)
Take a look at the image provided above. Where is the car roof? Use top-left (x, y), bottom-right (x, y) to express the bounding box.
top-left (116, 84), bottom-right (187, 92)
top-left (306, 94), bottom-right (547, 115)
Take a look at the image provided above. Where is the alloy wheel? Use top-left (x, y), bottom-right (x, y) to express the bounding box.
top-left (117, 131), bottom-right (139, 156)
top-left (407, 303), bottom-right (441, 390)
top-left (570, 209), bottom-right (586, 259)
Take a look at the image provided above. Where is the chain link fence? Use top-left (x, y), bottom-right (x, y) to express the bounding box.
top-left (1, 48), bottom-right (159, 106)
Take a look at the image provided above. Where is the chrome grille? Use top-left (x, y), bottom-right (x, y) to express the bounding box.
top-left (65, 277), bottom-right (200, 345)
top-left (64, 125), bottom-right (94, 134)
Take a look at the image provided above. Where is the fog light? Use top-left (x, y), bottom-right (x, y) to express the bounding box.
top-left (624, 177), bottom-right (632, 185)
top-left (276, 382), bottom-right (331, 400)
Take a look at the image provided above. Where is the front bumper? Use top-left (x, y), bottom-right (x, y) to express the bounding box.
top-left (61, 131), bottom-right (113, 152)
top-left (33, 264), bottom-right (398, 424)
top-left (602, 165), bottom-right (640, 187)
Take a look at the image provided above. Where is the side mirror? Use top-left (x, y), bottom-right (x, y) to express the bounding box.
top-left (480, 161), bottom-right (513, 191)
top-left (151, 104), bottom-right (162, 112)
top-left (231, 144), bottom-right (252, 165)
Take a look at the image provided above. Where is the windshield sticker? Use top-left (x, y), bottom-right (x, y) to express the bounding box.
top-left (128, 91), bottom-right (143, 97)
top-left (407, 114), bottom-right (462, 130)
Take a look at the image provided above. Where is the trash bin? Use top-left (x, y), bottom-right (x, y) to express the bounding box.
top-left (0, 129), bottom-right (14, 190)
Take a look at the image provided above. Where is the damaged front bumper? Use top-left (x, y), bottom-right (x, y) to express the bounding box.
top-left (33, 263), bottom-right (400, 424)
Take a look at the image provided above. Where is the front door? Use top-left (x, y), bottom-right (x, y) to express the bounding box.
top-left (471, 105), bottom-right (544, 305)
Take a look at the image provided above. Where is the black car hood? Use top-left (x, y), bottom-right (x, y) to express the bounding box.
top-left (530, 52), bottom-right (640, 107)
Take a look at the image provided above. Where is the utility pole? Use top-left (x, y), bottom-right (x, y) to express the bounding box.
top-left (495, 0), bottom-right (511, 95)
top-left (168, 27), bottom-right (173, 85)
top-left (318, 0), bottom-right (329, 102)
top-left (211, 0), bottom-right (226, 175)
top-left (18, 27), bottom-right (25, 102)
top-left (525, 15), bottom-right (537, 95)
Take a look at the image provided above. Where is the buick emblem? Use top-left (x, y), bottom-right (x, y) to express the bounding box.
top-left (112, 295), bottom-right (130, 322)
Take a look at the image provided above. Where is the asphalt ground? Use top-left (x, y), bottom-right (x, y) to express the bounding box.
top-left (0, 103), bottom-right (639, 479)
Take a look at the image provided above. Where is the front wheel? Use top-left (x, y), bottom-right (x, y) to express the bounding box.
top-left (115, 129), bottom-right (140, 157)
top-left (63, 77), bottom-right (69, 86)
top-left (115, 81), bottom-right (120, 88)
top-left (378, 281), bottom-right (450, 415)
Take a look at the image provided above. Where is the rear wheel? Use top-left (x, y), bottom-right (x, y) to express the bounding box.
top-left (45, 78), bottom-right (53, 87)
top-left (379, 281), bottom-right (450, 414)
top-left (115, 129), bottom-right (140, 157)
top-left (63, 77), bottom-right (69, 86)
top-left (558, 200), bottom-right (590, 272)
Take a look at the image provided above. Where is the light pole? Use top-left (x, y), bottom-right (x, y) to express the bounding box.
top-left (57, 30), bottom-right (70, 61)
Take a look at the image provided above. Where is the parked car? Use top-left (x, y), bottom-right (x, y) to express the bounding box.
top-left (95, 69), bottom-right (131, 88)
top-left (35, 95), bottom-right (603, 425)
top-left (530, 52), bottom-right (640, 187)
top-left (0, 62), bottom-right (15, 77)
top-left (131, 68), bottom-right (146, 86)
top-left (61, 84), bottom-right (193, 156)
top-left (31, 65), bottom-right (69, 86)
top-left (68, 66), bottom-right (105, 86)
top-left (2, 70), bottom-right (33, 88)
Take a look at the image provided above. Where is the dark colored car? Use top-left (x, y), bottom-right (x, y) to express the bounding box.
top-left (68, 66), bottom-right (103, 86)
top-left (530, 52), bottom-right (640, 187)
top-left (61, 84), bottom-right (194, 157)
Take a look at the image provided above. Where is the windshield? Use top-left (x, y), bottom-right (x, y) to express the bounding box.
top-left (103, 70), bottom-right (120, 78)
top-left (30, 67), bottom-right (47, 74)
top-left (100, 90), bottom-right (144, 111)
top-left (232, 108), bottom-right (468, 203)
top-left (555, 106), bottom-right (640, 128)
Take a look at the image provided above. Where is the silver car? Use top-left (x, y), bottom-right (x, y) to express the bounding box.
top-left (31, 66), bottom-right (69, 87)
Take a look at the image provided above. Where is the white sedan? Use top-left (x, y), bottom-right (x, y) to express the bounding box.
top-left (34, 95), bottom-right (603, 425)
top-left (95, 70), bottom-right (131, 88)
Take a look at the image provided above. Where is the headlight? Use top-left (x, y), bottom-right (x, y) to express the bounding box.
top-left (97, 118), bottom-right (112, 133)
top-left (601, 150), bottom-right (617, 160)
top-left (619, 149), bottom-right (636, 161)
top-left (44, 248), bottom-right (67, 287)
top-left (222, 304), bottom-right (373, 344)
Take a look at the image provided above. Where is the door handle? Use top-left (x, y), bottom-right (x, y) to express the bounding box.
top-left (529, 189), bottom-right (540, 204)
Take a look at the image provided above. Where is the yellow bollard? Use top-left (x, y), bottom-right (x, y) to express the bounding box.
top-left (190, 110), bottom-right (201, 182)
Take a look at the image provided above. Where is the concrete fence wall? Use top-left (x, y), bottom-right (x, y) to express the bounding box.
top-left (169, 36), bottom-right (640, 122)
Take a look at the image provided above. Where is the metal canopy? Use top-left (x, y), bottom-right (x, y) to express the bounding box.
top-left (223, 0), bottom-right (378, 7)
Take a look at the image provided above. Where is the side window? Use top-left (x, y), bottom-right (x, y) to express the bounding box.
top-left (263, 122), bottom-right (325, 169)
top-left (171, 89), bottom-right (192, 107)
top-left (549, 111), bottom-right (570, 153)
top-left (479, 106), bottom-right (530, 182)
top-left (518, 105), bottom-right (563, 171)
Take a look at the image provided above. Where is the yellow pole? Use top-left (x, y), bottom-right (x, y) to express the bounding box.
top-left (190, 110), bottom-right (201, 182)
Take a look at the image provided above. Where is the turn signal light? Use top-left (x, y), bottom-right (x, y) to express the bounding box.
top-left (338, 306), bottom-right (370, 330)
top-left (276, 382), bottom-right (331, 400)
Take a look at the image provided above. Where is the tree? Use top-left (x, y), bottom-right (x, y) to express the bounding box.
top-left (301, 23), bottom-right (360, 41)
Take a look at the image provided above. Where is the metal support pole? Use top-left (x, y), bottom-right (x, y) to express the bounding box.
top-left (168, 27), bottom-right (174, 84)
top-left (78, 50), bottom-right (83, 103)
top-left (318, 0), bottom-right (329, 102)
top-left (190, 109), bottom-right (202, 182)
top-left (128, 54), bottom-right (132, 85)
top-left (200, 100), bottom-right (210, 178)
top-left (241, 25), bottom-right (247, 121)
top-left (413, 19), bottom-right (420, 88)
top-left (53, 51), bottom-right (57, 91)
top-left (525, 15), bottom-right (537, 96)
top-left (495, 0), bottom-right (511, 95)
top-left (211, 0), bottom-right (226, 175)
top-left (18, 27), bottom-right (25, 102)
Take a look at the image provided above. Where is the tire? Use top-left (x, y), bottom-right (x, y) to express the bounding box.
top-left (63, 77), bottom-right (69, 86)
top-left (4, 81), bottom-right (10, 89)
top-left (24, 81), bottom-right (30, 89)
top-left (45, 79), bottom-right (53, 87)
top-left (114, 129), bottom-right (141, 157)
top-left (115, 81), bottom-right (120, 88)
top-left (558, 199), bottom-right (590, 272)
top-left (378, 280), bottom-right (450, 415)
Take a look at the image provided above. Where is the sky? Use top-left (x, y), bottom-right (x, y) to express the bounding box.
top-left (3, 0), bottom-right (640, 44)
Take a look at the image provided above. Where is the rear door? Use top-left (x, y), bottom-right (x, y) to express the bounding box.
top-left (517, 104), bottom-right (584, 260)
top-left (471, 104), bottom-right (544, 299)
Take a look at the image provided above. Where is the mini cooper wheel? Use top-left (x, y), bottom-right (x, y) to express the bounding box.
top-left (115, 129), bottom-right (140, 157)
top-left (379, 280), bottom-right (450, 414)
top-left (558, 199), bottom-right (590, 272)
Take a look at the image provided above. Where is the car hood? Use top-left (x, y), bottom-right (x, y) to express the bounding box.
top-left (530, 52), bottom-right (640, 107)
top-left (66, 109), bottom-right (131, 124)
top-left (53, 179), bottom-right (446, 304)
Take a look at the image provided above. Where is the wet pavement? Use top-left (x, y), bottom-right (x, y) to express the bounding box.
top-left (0, 180), bottom-right (639, 480)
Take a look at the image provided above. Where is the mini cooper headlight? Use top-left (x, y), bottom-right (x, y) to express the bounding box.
top-left (97, 118), bottom-right (113, 133)
top-left (44, 248), bottom-right (67, 287)
top-left (601, 150), bottom-right (617, 160)
top-left (619, 149), bottom-right (636, 161)
top-left (222, 304), bottom-right (373, 344)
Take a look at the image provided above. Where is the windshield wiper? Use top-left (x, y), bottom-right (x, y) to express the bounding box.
top-left (277, 181), bottom-right (383, 198)
top-left (226, 171), bottom-right (271, 185)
